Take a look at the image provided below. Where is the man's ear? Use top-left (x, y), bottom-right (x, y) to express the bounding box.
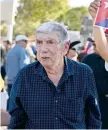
top-left (65, 41), bottom-right (70, 49)
top-left (63, 41), bottom-right (70, 55)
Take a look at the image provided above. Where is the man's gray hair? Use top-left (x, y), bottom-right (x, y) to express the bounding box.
top-left (36, 21), bottom-right (69, 45)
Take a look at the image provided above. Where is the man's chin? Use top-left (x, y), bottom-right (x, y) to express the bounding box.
top-left (41, 62), bottom-right (51, 68)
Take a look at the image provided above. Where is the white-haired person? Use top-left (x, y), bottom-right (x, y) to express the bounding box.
top-left (8, 21), bottom-right (101, 129)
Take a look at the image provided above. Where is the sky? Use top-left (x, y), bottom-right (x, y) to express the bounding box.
top-left (68, 0), bottom-right (92, 7)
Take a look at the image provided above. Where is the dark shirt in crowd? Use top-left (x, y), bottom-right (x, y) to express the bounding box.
top-left (82, 53), bottom-right (108, 129)
top-left (8, 58), bottom-right (101, 129)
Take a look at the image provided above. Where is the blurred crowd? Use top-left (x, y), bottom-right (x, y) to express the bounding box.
top-left (0, 33), bottom-right (96, 92)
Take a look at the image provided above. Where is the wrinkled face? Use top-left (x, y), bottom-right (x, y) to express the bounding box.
top-left (36, 32), bottom-right (68, 68)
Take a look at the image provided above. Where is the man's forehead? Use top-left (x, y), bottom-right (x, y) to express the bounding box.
top-left (36, 32), bottom-right (60, 40)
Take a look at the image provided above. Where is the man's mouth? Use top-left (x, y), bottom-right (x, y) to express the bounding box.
top-left (41, 57), bottom-right (49, 60)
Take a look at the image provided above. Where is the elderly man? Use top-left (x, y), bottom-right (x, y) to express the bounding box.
top-left (8, 22), bottom-right (101, 129)
top-left (89, 0), bottom-right (108, 71)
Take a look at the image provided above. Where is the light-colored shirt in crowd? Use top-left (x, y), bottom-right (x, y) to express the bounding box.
top-left (26, 46), bottom-right (35, 63)
top-left (6, 44), bottom-right (30, 84)
top-left (105, 61), bottom-right (108, 71)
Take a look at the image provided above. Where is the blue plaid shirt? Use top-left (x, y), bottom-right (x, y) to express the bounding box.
top-left (8, 58), bottom-right (102, 129)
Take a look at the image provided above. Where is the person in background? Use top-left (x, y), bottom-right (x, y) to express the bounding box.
top-left (77, 46), bottom-right (87, 62)
top-left (84, 38), bottom-right (95, 54)
top-left (1, 40), bottom-right (13, 85)
top-left (89, 0), bottom-right (108, 71)
top-left (5, 35), bottom-right (30, 100)
top-left (82, 41), bottom-right (108, 129)
top-left (8, 21), bottom-right (101, 129)
top-left (0, 45), bottom-right (6, 80)
top-left (3, 40), bottom-right (12, 53)
top-left (26, 41), bottom-right (36, 63)
top-left (66, 41), bottom-right (80, 61)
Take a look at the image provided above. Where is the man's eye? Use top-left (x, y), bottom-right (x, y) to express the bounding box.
top-left (37, 41), bottom-right (42, 44)
top-left (47, 40), bottom-right (54, 44)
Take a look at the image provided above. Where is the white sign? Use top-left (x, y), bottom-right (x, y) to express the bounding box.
top-left (0, 0), bottom-right (18, 22)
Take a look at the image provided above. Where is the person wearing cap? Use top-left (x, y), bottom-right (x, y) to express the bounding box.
top-left (89, 0), bottom-right (108, 71)
top-left (5, 35), bottom-right (30, 100)
top-left (66, 41), bottom-right (80, 61)
top-left (8, 22), bottom-right (101, 129)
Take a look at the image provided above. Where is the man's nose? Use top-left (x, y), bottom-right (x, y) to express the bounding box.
top-left (40, 43), bottom-right (48, 53)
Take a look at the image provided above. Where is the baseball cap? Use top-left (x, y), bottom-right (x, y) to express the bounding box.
top-left (15, 35), bottom-right (29, 42)
top-left (69, 41), bottom-right (80, 50)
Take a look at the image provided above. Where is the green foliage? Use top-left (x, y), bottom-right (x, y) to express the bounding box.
top-left (14, 0), bottom-right (68, 36)
top-left (56, 6), bottom-right (88, 30)
top-left (0, 22), bottom-right (7, 37)
top-left (14, 0), bottom-right (88, 36)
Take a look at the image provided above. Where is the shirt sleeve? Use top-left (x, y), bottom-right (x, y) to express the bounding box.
top-left (84, 69), bottom-right (102, 129)
top-left (8, 72), bottom-right (27, 129)
top-left (105, 61), bottom-right (108, 71)
top-left (20, 49), bottom-right (30, 69)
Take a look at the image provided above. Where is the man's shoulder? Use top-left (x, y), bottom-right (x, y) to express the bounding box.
top-left (19, 46), bottom-right (26, 53)
top-left (6, 48), bottom-right (14, 57)
top-left (82, 53), bottom-right (100, 62)
top-left (67, 58), bottom-right (93, 75)
top-left (19, 61), bottom-right (40, 74)
top-left (83, 53), bottom-right (98, 59)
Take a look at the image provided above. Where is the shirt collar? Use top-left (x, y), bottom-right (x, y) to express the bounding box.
top-left (64, 56), bottom-right (74, 76)
top-left (34, 57), bottom-right (75, 77)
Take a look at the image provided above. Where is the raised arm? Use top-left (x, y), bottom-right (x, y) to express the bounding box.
top-left (89, 0), bottom-right (108, 62)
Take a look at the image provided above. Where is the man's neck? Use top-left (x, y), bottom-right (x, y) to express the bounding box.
top-left (45, 58), bottom-right (64, 76)
top-left (45, 58), bottom-right (64, 86)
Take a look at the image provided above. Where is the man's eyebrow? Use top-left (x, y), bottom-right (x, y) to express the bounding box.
top-left (36, 38), bottom-right (56, 42)
top-left (46, 38), bottom-right (59, 42)
top-left (36, 39), bottom-right (42, 41)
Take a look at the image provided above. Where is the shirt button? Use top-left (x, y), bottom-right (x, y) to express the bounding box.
top-left (55, 100), bottom-right (58, 103)
top-left (55, 117), bottom-right (58, 120)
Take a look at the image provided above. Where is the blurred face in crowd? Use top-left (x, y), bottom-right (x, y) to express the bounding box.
top-left (19, 40), bottom-right (28, 48)
top-left (3, 41), bottom-right (12, 51)
top-left (67, 49), bottom-right (78, 61)
top-left (36, 32), bottom-right (68, 69)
